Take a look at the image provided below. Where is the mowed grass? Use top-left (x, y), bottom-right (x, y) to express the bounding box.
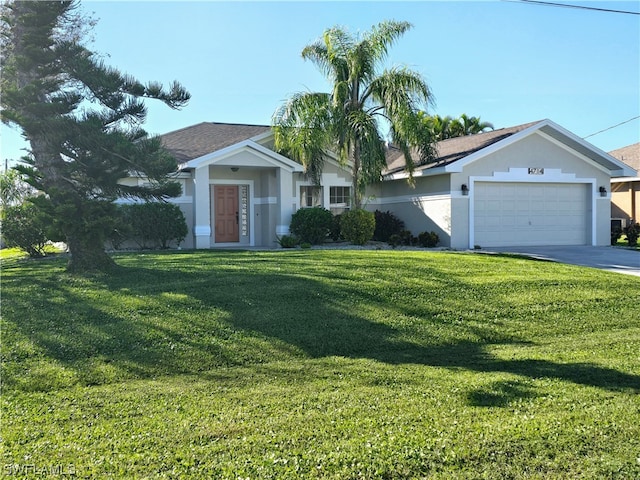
top-left (2, 250), bottom-right (639, 479)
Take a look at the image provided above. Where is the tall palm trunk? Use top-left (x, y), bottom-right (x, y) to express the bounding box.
top-left (352, 141), bottom-right (362, 209)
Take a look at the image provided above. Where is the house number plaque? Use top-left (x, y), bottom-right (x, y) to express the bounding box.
top-left (528, 168), bottom-right (544, 175)
top-left (240, 185), bottom-right (248, 236)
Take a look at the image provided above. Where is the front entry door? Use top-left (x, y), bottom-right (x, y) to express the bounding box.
top-left (214, 185), bottom-right (239, 243)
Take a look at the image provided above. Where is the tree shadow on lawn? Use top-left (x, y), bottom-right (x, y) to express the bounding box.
top-left (4, 253), bottom-right (639, 403)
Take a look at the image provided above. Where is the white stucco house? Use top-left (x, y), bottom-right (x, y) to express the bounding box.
top-left (120, 119), bottom-right (635, 250)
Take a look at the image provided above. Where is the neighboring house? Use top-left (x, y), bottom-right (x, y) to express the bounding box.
top-left (120, 119), bottom-right (635, 250)
top-left (609, 142), bottom-right (640, 229)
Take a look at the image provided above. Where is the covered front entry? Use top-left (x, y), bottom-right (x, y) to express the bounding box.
top-left (474, 182), bottom-right (589, 247)
top-left (214, 185), bottom-right (239, 243)
top-left (190, 140), bottom-right (304, 249)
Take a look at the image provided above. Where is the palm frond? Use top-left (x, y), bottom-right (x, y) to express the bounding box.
top-left (366, 67), bottom-right (434, 123)
top-left (272, 91), bottom-right (334, 184)
top-left (302, 27), bottom-right (351, 84)
top-left (347, 110), bottom-right (386, 188)
top-left (365, 20), bottom-right (412, 64)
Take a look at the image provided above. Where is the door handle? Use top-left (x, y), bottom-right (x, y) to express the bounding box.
top-left (236, 211), bottom-right (239, 223)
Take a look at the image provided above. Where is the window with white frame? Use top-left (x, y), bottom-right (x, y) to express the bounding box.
top-left (329, 186), bottom-right (351, 214)
top-left (300, 186), bottom-right (322, 208)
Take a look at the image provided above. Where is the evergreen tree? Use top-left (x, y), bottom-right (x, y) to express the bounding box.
top-left (0, 1), bottom-right (190, 272)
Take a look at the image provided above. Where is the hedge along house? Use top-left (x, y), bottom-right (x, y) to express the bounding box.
top-left (374, 119), bottom-right (635, 249)
top-left (122, 119), bottom-right (634, 250)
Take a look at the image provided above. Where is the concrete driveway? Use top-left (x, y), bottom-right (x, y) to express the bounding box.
top-left (479, 245), bottom-right (640, 277)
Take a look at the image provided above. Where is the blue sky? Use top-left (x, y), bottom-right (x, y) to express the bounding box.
top-left (2, 0), bottom-right (639, 167)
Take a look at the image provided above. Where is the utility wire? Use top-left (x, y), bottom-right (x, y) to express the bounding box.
top-left (504, 0), bottom-right (640, 15)
top-left (583, 116), bottom-right (640, 139)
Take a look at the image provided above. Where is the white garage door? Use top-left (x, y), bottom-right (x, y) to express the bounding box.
top-left (474, 182), bottom-right (589, 247)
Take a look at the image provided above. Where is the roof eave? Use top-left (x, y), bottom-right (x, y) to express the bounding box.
top-left (382, 164), bottom-right (449, 181)
top-left (537, 120), bottom-right (638, 176)
top-left (181, 140), bottom-right (304, 172)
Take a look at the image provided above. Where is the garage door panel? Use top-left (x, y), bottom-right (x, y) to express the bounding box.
top-left (474, 182), bottom-right (588, 247)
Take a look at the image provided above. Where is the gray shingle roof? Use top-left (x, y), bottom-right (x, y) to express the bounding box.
top-left (384, 120), bottom-right (541, 174)
top-left (161, 120), bottom-right (548, 173)
top-left (609, 143), bottom-right (640, 171)
top-left (160, 122), bottom-right (271, 163)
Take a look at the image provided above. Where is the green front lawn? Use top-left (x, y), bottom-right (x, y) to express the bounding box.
top-left (2, 251), bottom-right (639, 478)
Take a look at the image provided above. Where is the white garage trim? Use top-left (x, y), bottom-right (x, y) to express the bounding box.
top-left (468, 168), bottom-right (597, 248)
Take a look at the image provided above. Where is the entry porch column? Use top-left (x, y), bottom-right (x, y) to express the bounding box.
top-left (194, 165), bottom-right (211, 249)
top-left (276, 168), bottom-right (294, 236)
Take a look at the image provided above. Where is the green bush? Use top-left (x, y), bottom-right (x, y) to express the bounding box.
top-left (388, 229), bottom-right (423, 247)
top-left (1, 202), bottom-right (50, 257)
top-left (401, 230), bottom-right (417, 246)
top-left (330, 214), bottom-right (343, 242)
top-left (340, 209), bottom-right (375, 245)
top-left (611, 227), bottom-right (623, 246)
top-left (373, 210), bottom-right (405, 242)
top-left (276, 235), bottom-right (298, 248)
top-left (418, 231), bottom-right (439, 248)
top-left (624, 221), bottom-right (640, 246)
top-left (388, 234), bottom-right (402, 248)
top-left (116, 203), bottom-right (188, 249)
top-left (289, 207), bottom-right (333, 245)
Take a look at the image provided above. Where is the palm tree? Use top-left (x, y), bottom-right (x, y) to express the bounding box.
top-left (455, 114), bottom-right (494, 135)
top-left (418, 113), bottom-right (455, 141)
top-left (272, 20), bottom-right (436, 209)
top-left (421, 113), bottom-right (494, 140)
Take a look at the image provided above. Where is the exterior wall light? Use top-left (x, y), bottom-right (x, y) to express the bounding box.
top-left (599, 186), bottom-right (607, 197)
top-left (231, 167), bottom-right (239, 172)
top-left (461, 184), bottom-right (469, 196)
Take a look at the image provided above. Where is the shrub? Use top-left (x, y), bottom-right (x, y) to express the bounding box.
top-left (611, 227), bottom-right (623, 246)
top-left (330, 214), bottom-right (343, 242)
top-left (624, 221), bottom-right (640, 246)
top-left (387, 229), bottom-right (421, 247)
top-left (1, 202), bottom-right (49, 257)
top-left (373, 210), bottom-right (405, 242)
top-left (418, 231), bottom-right (440, 248)
top-left (388, 234), bottom-right (402, 248)
top-left (276, 235), bottom-right (298, 248)
top-left (112, 205), bottom-right (135, 248)
top-left (151, 203), bottom-right (188, 249)
top-left (116, 203), bottom-right (188, 249)
top-left (289, 207), bottom-right (333, 245)
top-left (340, 209), bottom-right (375, 245)
top-left (399, 229), bottom-right (417, 246)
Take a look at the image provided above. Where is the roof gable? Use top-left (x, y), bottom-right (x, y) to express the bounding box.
top-left (384, 119), bottom-right (636, 179)
top-left (184, 140), bottom-right (304, 172)
top-left (384, 121), bottom-right (539, 174)
top-left (160, 122), bottom-right (271, 163)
